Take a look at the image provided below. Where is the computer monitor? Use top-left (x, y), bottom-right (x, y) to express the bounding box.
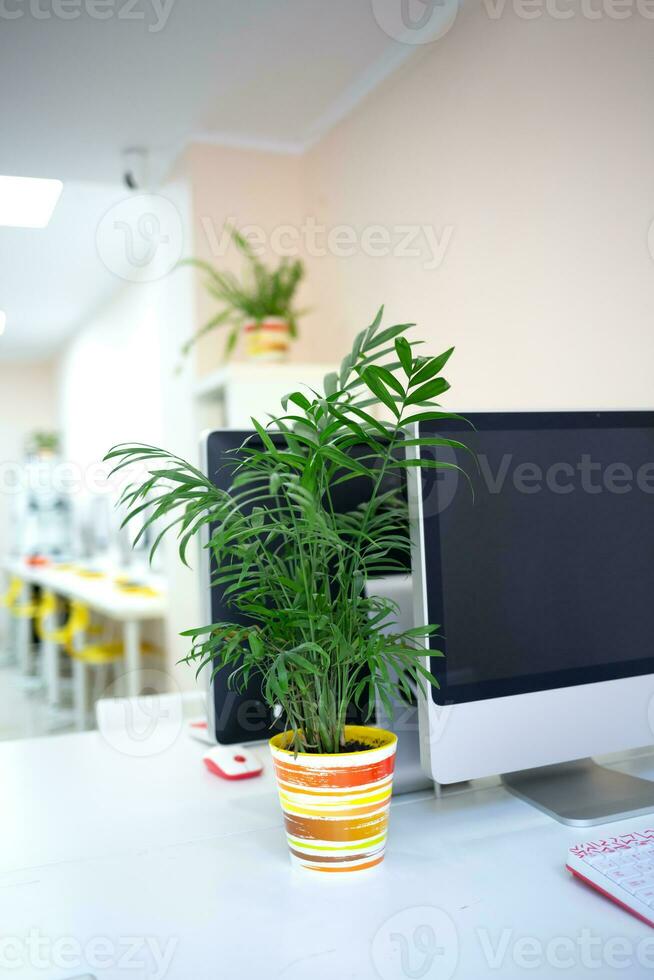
top-left (201, 429), bottom-right (285, 745)
top-left (410, 411), bottom-right (654, 825)
top-left (201, 429), bottom-right (418, 757)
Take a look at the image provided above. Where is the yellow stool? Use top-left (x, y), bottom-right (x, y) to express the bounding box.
top-left (37, 592), bottom-right (103, 644)
top-left (36, 590), bottom-right (69, 705)
top-left (62, 601), bottom-right (160, 729)
top-left (0, 576), bottom-right (23, 610)
top-left (0, 576), bottom-right (24, 669)
top-left (36, 590), bottom-right (65, 643)
top-left (2, 576), bottom-right (39, 676)
top-left (5, 576), bottom-right (39, 619)
top-left (63, 602), bottom-right (155, 662)
top-left (65, 604), bottom-right (125, 664)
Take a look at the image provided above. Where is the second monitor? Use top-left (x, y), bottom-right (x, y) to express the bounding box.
top-left (201, 428), bottom-right (426, 795)
top-left (411, 410), bottom-right (654, 825)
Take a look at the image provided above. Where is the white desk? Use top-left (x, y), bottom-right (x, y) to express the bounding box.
top-left (1, 560), bottom-right (167, 705)
top-left (4, 730), bottom-right (654, 979)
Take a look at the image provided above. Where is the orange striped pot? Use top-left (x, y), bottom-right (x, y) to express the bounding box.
top-left (244, 317), bottom-right (290, 361)
top-left (269, 725), bottom-right (397, 874)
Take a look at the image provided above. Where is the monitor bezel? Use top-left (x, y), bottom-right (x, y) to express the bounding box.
top-left (416, 410), bottom-right (654, 707)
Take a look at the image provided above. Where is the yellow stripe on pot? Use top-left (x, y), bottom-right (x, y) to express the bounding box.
top-left (287, 829), bottom-right (386, 848)
top-left (278, 786), bottom-right (392, 809)
top-left (289, 833), bottom-right (387, 853)
top-left (280, 798), bottom-right (390, 819)
top-left (274, 778), bottom-right (394, 798)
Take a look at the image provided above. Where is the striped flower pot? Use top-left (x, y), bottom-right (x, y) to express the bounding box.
top-left (269, 725), bottom-right (397, 874)
top-left (244, 317), bottom-right (290, 361)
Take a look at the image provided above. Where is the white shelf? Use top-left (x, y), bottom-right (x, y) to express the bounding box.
top-left (194, 362), bottom-right (336, 428)
top-left (194, 362), bottom-right (335, 400)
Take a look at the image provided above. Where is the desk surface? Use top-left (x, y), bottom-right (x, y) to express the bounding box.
top-left (3, 559), bottom-right (166, 620)
top-left (4, 731), bottom-right (654, 979)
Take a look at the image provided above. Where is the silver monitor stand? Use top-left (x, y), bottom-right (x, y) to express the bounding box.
top-left (367, 575), bottom-right (433, 796)
top-left (502, 758), bottom-right (654, 827)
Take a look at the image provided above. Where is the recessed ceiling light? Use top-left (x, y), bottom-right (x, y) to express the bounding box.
top-left (0, 311), bottom-right (6, 335)
top-left (0, 176), bottom-right (63, 229)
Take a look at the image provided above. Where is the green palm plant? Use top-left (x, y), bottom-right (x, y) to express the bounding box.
top-left (105, 309), bottom-right (466, 754)
top-left (28, 430), bottom-right (60, 454)
top-left (180, 226), bottom-right (305, 359)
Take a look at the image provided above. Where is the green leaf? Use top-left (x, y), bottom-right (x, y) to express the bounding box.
top-left (367, 364), bottom-right (405, 398)
top-left (360, 367), bottom-right (400, 418)
top-left (323, 371), bottom-right (338, 397)
top-left (225, 326), bottom-right (239, 357)
top-left (283, 391), bottom-right (311, 412)
top-left (402, 436), bottom-right (470, 454)
top-left (250, 417), bottom-right (277, 453)
top-left (366, 322), bottom-right (414, 352)
top-left (248, 632), bottom-right (264, 658)
top-left (339, 352), bottom-right (354, 387)
top-left (395, 336), bottom-right (413, 376)
top-left (363, 306), bottom-right (385, 345)
top-left (406, 377), bottom-right (450, 405)
top-left (410, 347), bottom-right (454, 388)
top-left (402, 624), bottom-right (441, 637)
top-left (403, 411), bottom-right (469, 427)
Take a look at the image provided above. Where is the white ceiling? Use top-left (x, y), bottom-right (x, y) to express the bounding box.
top-left (0, 182), bottom-right (133, 359)
top-left (0, 0), bottom-right (423, 360)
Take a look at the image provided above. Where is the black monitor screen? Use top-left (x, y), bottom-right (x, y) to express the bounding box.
top-left (205, 431), bottom-right (283, 744)
top-left (419, 412), bottom-right (654, 705)
top-left (204, 429), bottom-right (410, 743)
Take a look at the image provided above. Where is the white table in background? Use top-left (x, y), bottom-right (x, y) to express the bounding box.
top-left (1, 559), bottom-right (167, 704)
top-left (3, 727), bottom-right (654, 979)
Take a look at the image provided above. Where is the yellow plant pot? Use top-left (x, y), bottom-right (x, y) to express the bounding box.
top-left (269, 725), bottom-right (397, 874)
top-left (244, 317), bottom-right (290, 361)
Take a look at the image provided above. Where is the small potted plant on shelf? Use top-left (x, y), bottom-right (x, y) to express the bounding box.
top-left (26, 430), bottom-right (60, 458)
top-left (180, 227), bottom-right (305, 362)
top-left (106, 309), bottom-right (463, 874)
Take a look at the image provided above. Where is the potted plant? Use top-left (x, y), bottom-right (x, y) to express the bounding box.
top-left (27, 430), bottom-right (60, 457)
top-left (181, 227), bottom-right (305, 362)
top-left (106, 309), bottom-right (463, 873)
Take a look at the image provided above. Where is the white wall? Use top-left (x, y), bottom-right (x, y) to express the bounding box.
top-left (58, 285), bottom-right (164, 468)
top-left (0, 360), bottom-right (57, 553)
top-left (56, 176), bottom-right (202, 691)
top-left (148, 177), bottom-right (205, 694)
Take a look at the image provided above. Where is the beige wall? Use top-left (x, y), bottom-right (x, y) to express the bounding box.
top-left (0, 360), bottom-right (57, 554)
top-left (299, 8), bottom-right (654, 409)
top-left (183, 142), bottom-right (332, 373)
top-left (186, 13), bottom-right (654, 408)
